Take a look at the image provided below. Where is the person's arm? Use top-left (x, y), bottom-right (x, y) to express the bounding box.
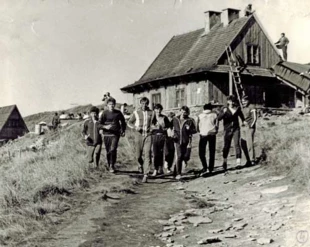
top-left (196, 116), bottom-right (200, 133)
top-left (82, 121), bottom-right (88, 139)
top-left (190, 118), bottom-right (197, 135)
top-left (214, 114), bottom-right (219, 132)
top-left (250, 109), bottom-right (257, 128)
top-left (127, 111), bottom-right (136, 129)
top-left (217, 107), bottom-right (227, 121)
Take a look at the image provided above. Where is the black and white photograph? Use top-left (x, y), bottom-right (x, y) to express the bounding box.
top-left (0, 0), bottom-right (310, 246)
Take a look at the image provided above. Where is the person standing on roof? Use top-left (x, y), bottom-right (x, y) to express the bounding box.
top-left (244, 4), bottom-right (254, 16)
top-left (275, 33), bottom-right (289, 61)
top-left (218, 95), bottom-right (246, 172)
top-left (100, 98), bottom-right (126, 173)
top-left (127, 97), bottom-right (154, 183)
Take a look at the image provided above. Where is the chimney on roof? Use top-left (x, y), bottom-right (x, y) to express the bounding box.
top-left (204, 11), bottom-right (221, 33)
top-left (222, 8), bottom-right (240, 26)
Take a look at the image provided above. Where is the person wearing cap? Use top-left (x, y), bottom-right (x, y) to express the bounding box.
top-left (172, 106), bottom-right (197, 180)
top-left (99, 97), bottom-right (126, 173)
top-left (241, 96), bottom-right (257, 166)
top-left (244, 4), bottom-right (254, 16)
top-left (127, 97), bottom-right (154, 183)
top-left (197, 103), bottom-right (219, 175)
top-left (82, 106), bottom-right (104, 168)
top-left (275, 33), bottom-right (289, 61)
top-left (150, 103), bottom-right (170, 176)
top-left (164, 112), bottom-right (176, 174)
top-left (218, 95), bottom-right (246, 171)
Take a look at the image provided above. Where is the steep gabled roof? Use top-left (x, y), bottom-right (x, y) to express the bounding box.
top-left (0, 105), bottom-right (16, 131)
top-left (122, 16), bottom-right (254, 91)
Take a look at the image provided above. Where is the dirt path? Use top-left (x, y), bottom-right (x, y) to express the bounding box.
top-left (30, 142), bottom-right (310, 247)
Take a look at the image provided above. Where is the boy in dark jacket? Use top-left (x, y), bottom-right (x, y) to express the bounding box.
top-left (172, 106), bottom-right (197, 180)
top-left (150, 104), bottom-right (170, 176)
top-left (218, 95), bottom-right (246, 171)
top-left (164, 112), bottom-right (176, 174)
top-left (82, 106), bottom-right (103, 168)
top-left (99, 98), bottom-right (126, 173)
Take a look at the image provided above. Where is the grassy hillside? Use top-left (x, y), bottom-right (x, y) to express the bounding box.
top-left (0, 120), bottom-right (137, 245)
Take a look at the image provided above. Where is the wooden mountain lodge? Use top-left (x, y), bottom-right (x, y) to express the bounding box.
top-left (0, 105), bottom-right (29, 144)
top-left (121, 8), bottom-right (310, 110)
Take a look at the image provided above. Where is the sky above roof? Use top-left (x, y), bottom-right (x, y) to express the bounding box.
top-left (0, 0), bottom-right (309, 116)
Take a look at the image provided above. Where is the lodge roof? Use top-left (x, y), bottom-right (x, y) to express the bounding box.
top-left (122, 15), bottom-right (260, 91)
top-left (0, 105), bottom-right (16, 131)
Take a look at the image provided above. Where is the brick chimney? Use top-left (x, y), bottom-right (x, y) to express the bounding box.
top-left (222, 8), bottom-right (240, 26)
top-left (204, 11), bottom-right (221, 33)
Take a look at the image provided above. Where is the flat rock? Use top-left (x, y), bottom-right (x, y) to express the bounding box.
top-left (164, 226), bottom-right (177, 232)
top-left (197, 237), bottom-right (221, 245)
top-left (224, 234), bottom-right (237, 238)
top-left (271, 223), bottom-right (283, 231)
top-left (182, 235), bottom-right (189, 239)
top-left (232, 218), bottom-right (243, 222)
top-left (209, 229), bottom-right (224, 234)
top-left (161, 232), bottom-right (172, 238)
top-left (257, 238), bottom-right (273, 245)
top-left (159, 220), bottom-right (172, 226)
top-left (188, 216), bottom-right (213, 226)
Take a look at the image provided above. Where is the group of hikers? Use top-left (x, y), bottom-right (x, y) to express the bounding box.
top-left (82, 93), bottom-right (257, 183)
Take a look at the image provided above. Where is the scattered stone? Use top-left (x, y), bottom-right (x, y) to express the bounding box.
top-left (257, 238), bottom-right (273, 245)
top-left (182, 235), bottom-right (189, 239)
top-left (164, 226), bottom-right (177, 232)
top-left (167, 238), bottom-right (174, 243)
top-left (209, 229), bottom-right (224, 234)
top-left (232, 218), bottom-right (243, 222)
top-left (161, 232), bottom-right (172, 238)
top-left (176, 226), bottom-right (185, 231)
top-left (176, 186), bottom-right (185, 190)
top-left (224, 223), bottom-right (233, 231)
top-left (271, 223), bottom-right (283, 231)
top-left (158, 220), bottom-right (171, 226)
top-left (198, 237), bottom-right (221, 245)
top-left (188, 216), bottom-right (213, 226)
top-left (224, 181), bottom-right (229, 184)
top-left (249, 238), bottom-right (257, 242)
top-left (166, 244), bottom-right (173, 247)
top-left (224, 234), bottom-right (237, 238)
top-left (233, 222), bottom-right (248, 231)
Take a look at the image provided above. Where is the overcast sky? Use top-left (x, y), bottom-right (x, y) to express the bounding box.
top-left (0, 0), bottom-right (309, 116)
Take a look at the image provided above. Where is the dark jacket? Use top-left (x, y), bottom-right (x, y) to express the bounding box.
top-left (82, 119), bottom-right (103, 146)
top-left (151, 114), bottom-right (171, 135)
top-left (172, 116), bottom-right (196, 145)
top-left (99, 109), bottom-right (126, 136)
top-left (217, 106), bottom-right (245, 131)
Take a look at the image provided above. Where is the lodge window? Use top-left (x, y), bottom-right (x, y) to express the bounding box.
top-left (175, 88), bottom-right (186, 108)
top-left (246, 44), bottom-right (260, 65)
top-left (152, 93), bottom-right (161, 109)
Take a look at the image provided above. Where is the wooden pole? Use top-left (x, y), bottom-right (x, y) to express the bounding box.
top-left (229, 71), bottom-right (233, 95)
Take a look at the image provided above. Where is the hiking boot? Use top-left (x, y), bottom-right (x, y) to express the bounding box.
top-left (166, 169), bottom-right (172, 174)
top-left (151, 170), bottom-right (158, 177)
top-left (142, 175), bottom-right (148, 183)
top-left (251, 160), bottom-right (256, 166)
top-left (158, 167), bottom-right (164, 175)
top-left (109, 165), bottom-right (115, 173)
